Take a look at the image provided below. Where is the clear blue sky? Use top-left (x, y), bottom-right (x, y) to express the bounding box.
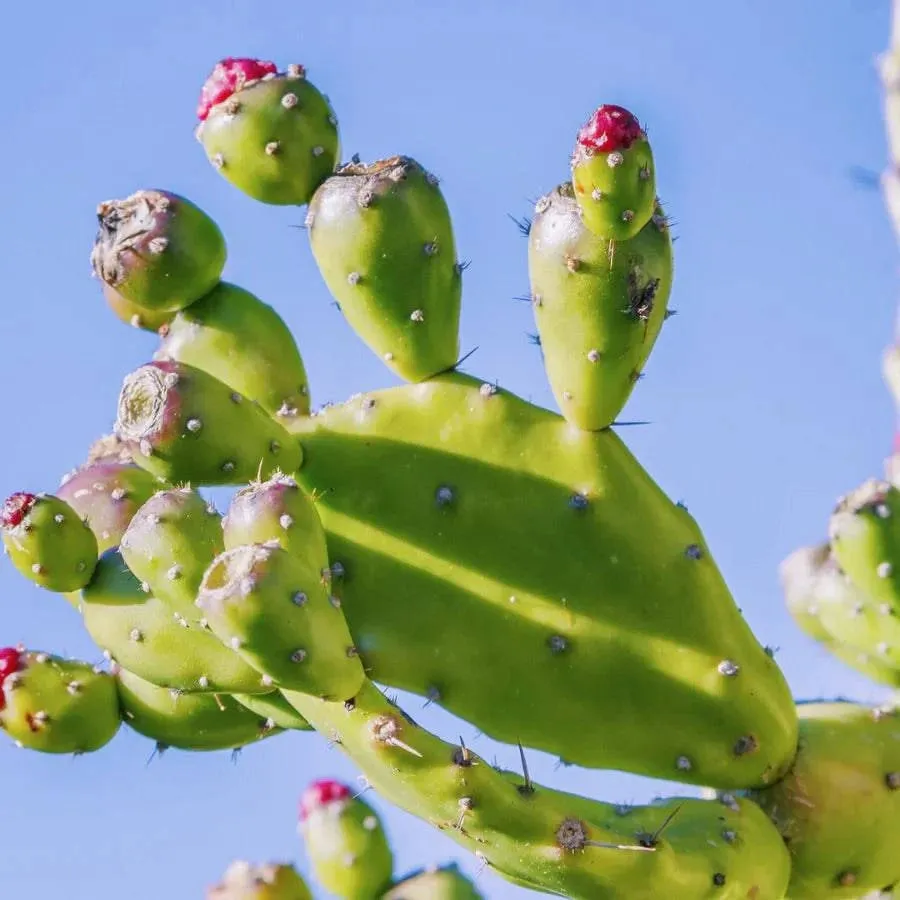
top-left (1, 1), bottom-right (897, 897)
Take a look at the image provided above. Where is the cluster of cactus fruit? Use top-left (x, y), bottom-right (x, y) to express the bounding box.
top-left (204, 777), bottom-right (483, 899)
top-left (6, 25), bottom-right (900, 899)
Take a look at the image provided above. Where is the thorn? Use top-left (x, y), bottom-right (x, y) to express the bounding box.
top-left (611, 420), bottom-right (653, 427)
top-left (386, 736), bottom-right (423, 758)
top-left (517, 741), bottom-right (534, 795)
top-left (847, 165), bottom-right (881, 190)
top-left (585, 840), bottom-right (656, 853)
top-left (646, 802), bottom-right (685, 846)
top-left (441, 345), bottom-right (480, 374)
top-left (507, 213), bottom-right (532, 236)
top-left (511, 294), bottom-right (534, 303)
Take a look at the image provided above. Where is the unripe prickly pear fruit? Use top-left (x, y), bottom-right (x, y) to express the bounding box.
top-left (114, 360), bottom-right (302, 486)
top-left (90, 189), bottom-right (226, 313)
top-left (222, 473), bottom-right (327, 573)
top-left (829, 479), bottom-right (900, 617)
top-left (57, 452), bottom-right (162, 554)
top-left (1, 492), bottom-right (99, 592)
top-left (528, 181), bottom-right (673, 430)
top-left (570, 104), bottom-right (656, 240)
top-left (206, 861), bottom-right (312, 900)
top-left (102, 282), bottom-right (174, 332)
top-left (383, 865), bottom-right (483, 900)
top-left (780, 543), bottom-right (900, 686)
top-left (196, 542), bottom-right (365, 699)
top-left (0, 648), bottom-right (120, 753)
top-left (298, 779), bottom-right (393, 899)
top-left (196, 58), bottom-right (339, 206)
top-left (307, 156), bottom-right (462, 382)
top-left (155, 281), bottom-right (311, 421)
top-left (119, 486), bottom-right (223, 624)
top-left (81, 547), bottom-right (271, 695)
top-left (115, 667), bottom-right (282, 752)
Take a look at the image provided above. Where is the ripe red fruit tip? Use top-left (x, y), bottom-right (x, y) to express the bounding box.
top-left (576, 104), bottom-right (644, 153)
top-left (197, 57), bottom-right (278, 121)
top-left (299, 779), bottom-right (352, 820)
top-left (1, 492), bottom-right (37, 529)
top-left (0, 647), bottom-right (22, 711)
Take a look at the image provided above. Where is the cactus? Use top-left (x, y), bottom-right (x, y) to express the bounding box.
top-left (1, 492), bottom-right (99, 592)
top-left (115, 666), bottom-right (284, 752)
top-left (119, 486), bottom-right (224, 625)
top-left (0, 647), bottom-right (120, 753)
top-left (195, 58), bottom-right (339, 206)
top-left (570, 104), bottom-right (656, 241)
top-left (299, 779), bottom-right (394, 899)
top-left (206, 861), bottom-right (312, 900)
top-left (8, 9), bottom-right (900, 900)
top-left (155, 281), bottom-right (311, 421)
top-left (287, 372), bottom-right (797, 789)
top-left (527, 182), bottom-right (673, 430)
top-left (742, 701), bottom-right (900, 899)
top-left (306, 156), bottom-right (462, 382)
top-left (90, 189), bottom-right (226, 313)
top-left (80, 547), bottom-right (272, 694)
top-left (113, 360), bottom-right (302, 485)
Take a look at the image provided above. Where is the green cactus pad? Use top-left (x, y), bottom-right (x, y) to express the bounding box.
top-left (119, 486), bottom-right (224, 624)
top-left (307, 156), bottom-right (462, 382)
top-left (206, 861), bottom-right (312, 900)
top-left (744, 701), bottom-right (900, 899)
top-left (155, 281), bottom-right (311, 422)
top-left (780, 544), bottom-right (900, 686)
top-left (528, 182), bottom-right (673, 430)
top-left (286, 372), bottom-right (797, 789)
top-left (231, 690), bottom-right (312, 731)
top-left (197, 542), bottom-right (365, 699)
top-left (115, 667), bottom-right (282, 751)
top-left (0, 649), bottom-right (120, 754)
top-left (570, 104), bottom-right (657, 241)
top-left (1, 492), bottom-right (99, 592)
top-left (90, 189), bottom-right (226, 313)
top-left (383, 866), bottom-right (483, 900)
top-left (830, 479), bottom-right (900, 617)
top-left (196, 62), bottom-right (339, 207)
top-left (80, 548), bottom-right (271, 695)
top-left (222, 473), bottom-right (328, 575)
top-left (114, 360), bottom-right (302, 486)
top-left (285, 681), bottom-right (791, 900)
top-left (299, 780), bottom-right (393, 899)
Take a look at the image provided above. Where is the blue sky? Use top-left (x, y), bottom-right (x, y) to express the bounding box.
top-left (1, 0), bottom-right (897, 896)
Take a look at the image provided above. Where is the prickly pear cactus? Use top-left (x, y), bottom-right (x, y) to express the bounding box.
top-left (5, 8), bottom-right (900, 899)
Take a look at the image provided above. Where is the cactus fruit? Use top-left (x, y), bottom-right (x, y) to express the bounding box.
top-left (114, 360), bottom-right (302, 485)
top-left (306, 156), bottom-right (462, 382)
top-left (298, 779), bottom-right (393, 899)
top-left (1, 492), bottom-right (99, 592)
top-left (527, 182), bottom-right (673, 430)
top-left (286, 680), bottom-right (792, 900)
top-left (780, 544), bottom-right (900, 686)
top-left (196, 58), bottom-right (339, 207)
top-left (221, 474), bottom-right (328, 574)
top-left (115, 667), bottom-right (283, 752)
top-left (90, 189), bottom-right (226, 313)
top-left (206, 861), bottom-right (312, 900)
top-left (383, 866), bottom-right (484, 900)
top-left (570, 104), bottom-right (656, 241)
top-left (743, 701), bottom-right (900, 899)
top-left (155, 282), bottom-right (311, 421)
top-left (80, 548), bottom-right (272, 695)
top-left (0, 648), bottom-right (120, 753)
top-left (288, 372), bottom-right (798, 789)
top-left (196, 542), bottom-right (366, 699)
top-left (119, 486), bottom-right (224, 625)
top-left (103, 282), bottom-right (174, 332)
top-left (57, 453), bottom-right (162, 555)
top-left (829, 480), bottom-right (900, 617)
